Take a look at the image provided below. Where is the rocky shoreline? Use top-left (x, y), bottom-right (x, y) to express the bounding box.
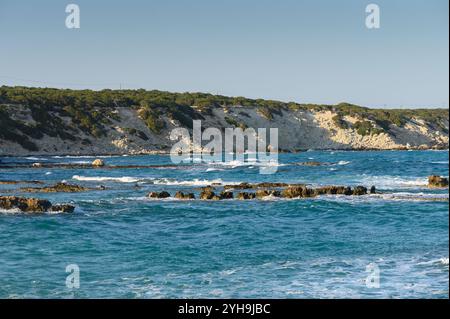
top-left (1, 175), bottom-right (448, 214)
top-left (0, 146), bottom-right (449, 158)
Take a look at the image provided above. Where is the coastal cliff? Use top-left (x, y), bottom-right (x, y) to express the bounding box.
top-left (0, 86), bottom-right (448, 155)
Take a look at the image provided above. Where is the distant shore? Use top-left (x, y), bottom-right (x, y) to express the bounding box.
top-left (0, 147), bottom-right (449, 158)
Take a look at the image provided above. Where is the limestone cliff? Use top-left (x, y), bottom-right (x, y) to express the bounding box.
top-left (0, 87), bottom-right (448, 155)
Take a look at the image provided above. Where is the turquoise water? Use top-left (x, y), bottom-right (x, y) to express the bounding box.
top-left (0, 151), bottom-right (448, 298)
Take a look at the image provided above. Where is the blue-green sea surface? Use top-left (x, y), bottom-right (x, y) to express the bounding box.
top-left (0, 151), bottom-right (448, 298)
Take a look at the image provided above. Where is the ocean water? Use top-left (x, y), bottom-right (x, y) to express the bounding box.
top-left (0, 150), bottom-right (448, 299)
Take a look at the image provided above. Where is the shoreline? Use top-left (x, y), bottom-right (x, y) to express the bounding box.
top-left (0, 148), bottom-right (448, 158)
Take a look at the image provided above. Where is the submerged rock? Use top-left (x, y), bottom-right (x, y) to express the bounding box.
top-left (20, 182), bottom-right (89, 193)
top-left (0, 196), bottom-right (73, 213)
top-left (428, 175), bottom-right (449, 188)
top-left (224, 182), bottom-right (253, 190)
top-left (0, 180), bottom-right (44, 185)
top-left (370, 186), bottom-right (376, 194)
top-left (295, 161), bottom-right (323, 166)
top-left (50, 204), bottom-right (75, 213)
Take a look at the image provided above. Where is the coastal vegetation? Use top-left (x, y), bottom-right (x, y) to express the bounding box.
top-left (0, 86), bottom-right (448, 151)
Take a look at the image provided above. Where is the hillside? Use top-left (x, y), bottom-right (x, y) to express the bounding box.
top-left (0, 86), bottom-right (448, 155)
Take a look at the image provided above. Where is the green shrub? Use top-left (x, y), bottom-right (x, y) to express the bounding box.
top-left (332, 114), bottom-right (349, 129)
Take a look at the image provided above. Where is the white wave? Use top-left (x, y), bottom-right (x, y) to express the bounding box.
top-left (359, 175), bottom-right (428, 189)
top-left (0, 208), bottom-right (68, 215)
top-left (72, 175), bottom-right (140, 183)
top-left (152, 178), bottom-right (239, 186)
top-left (208, 159), bottom-right (286, 168)
top-left (205, 168), bottom-right (224, 172)
top-left (45, 172), bottom-right (52, 175)
top-left (71, 175), bottom-right (240, 187)
top-left (25, 157), bottom-right (47, 161)
top-left (0, 208), bottom-right (23, 214)
top-left (431, 161), bottom-right (449, 164)
top-left (378, 192), bottom-right (449, 201)
top-left (337, 160), bottom-right (350, 165)
top-left (440, 258), bottom-right (449, 265)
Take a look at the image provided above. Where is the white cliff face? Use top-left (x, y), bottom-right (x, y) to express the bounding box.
top-left (0, 105), bottom-right (448, 156)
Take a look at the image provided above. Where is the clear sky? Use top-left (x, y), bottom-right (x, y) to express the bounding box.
top-left (0, 0), bottom-right (448, 108)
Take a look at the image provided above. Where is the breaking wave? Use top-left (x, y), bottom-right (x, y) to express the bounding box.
top-left (359, 175), bottom-right (428, 189)
top-left (72, 175), bottom-right (141, 183)
top-left (72, 175), bottom-right (241, 187)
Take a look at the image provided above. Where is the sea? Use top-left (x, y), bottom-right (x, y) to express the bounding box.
top-left (0, 150), bottom-right (448, 298)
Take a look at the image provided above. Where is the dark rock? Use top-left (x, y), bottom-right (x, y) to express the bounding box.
top-left (314, 186), bottom-right (353, 196)
top-left (352, 186), bottom-right (368, 196)
top-left (148, 192), bottom-right (159, 198)
top-left (282, 186), bottom-right (315, 198)
top-left (270, 190), bottom-right (282, 197)
top-left (428, 175), bottom-right (449, 188)
top-left (237, 192), bottom-right (256, 200)
top-left (148, 191), bottom-right (171, 198)
top-left (158, 191), bottom-right (171, 198)
top-left (174, 191), bottom-right (195, 199)
top-left (219, 191), bottom-right (234, 199)
top-left (0, 196), bottom-right (52, 212)
top-left (50, 204), bottom-right (75, 213)
top-left (200, 190), bottom-right (216, 200)
top-left (370, 186), bottom-right (376, 194)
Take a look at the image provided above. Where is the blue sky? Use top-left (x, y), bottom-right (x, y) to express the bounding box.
top-left (0, 0), bottom-right (448, 108)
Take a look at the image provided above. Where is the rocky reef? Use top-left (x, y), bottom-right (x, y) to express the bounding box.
top-left (0, 196), bottom-right (74, 213)
top-left (19, 182), bottom-right (90, 193)
top-left (428, 175), bottom-right (449, 188)
top-left (148, 184), bottom-right (376, 200)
